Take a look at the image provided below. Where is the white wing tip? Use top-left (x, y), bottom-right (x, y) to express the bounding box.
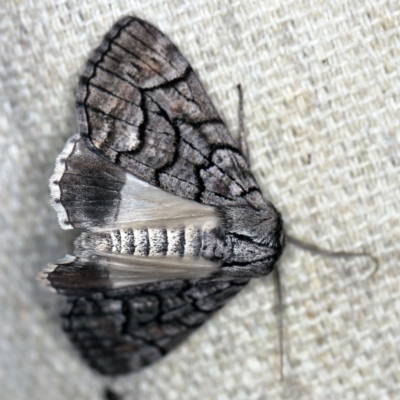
top-left (49, 134), bottom-right (81, 230)
top-left (36, 266), bottom-right (56, 291)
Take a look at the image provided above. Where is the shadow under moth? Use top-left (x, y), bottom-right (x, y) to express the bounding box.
top-left (39, 16), bottom-right (285, 376)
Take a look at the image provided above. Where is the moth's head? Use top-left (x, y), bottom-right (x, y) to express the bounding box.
top-left (219, 202), bottom-right (285, 251)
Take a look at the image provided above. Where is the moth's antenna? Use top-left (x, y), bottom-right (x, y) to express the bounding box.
top-left (274, 266), bottom-right (284, 381)
top-left (237, 84), bottom-right (250, 161)
top-left (286, 234), bottom-right (379, 277)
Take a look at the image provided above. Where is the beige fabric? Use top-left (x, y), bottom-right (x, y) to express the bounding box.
top-left (1, 1), bottom-right (399, 399)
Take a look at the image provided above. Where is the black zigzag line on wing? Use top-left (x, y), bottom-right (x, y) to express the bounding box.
top-left (76, 16), bottom-right (261, 207)
top-left (62, 277), bottom-right (249, 375)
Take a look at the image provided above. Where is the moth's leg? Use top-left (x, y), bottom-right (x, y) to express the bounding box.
top-left (273, 266), bottom-right (284, 381)
top-left (237, 84), bottom-right (250, 163)
top-left (286, 235), bottom-right (379, 277)
top-left (237, 84), bottom-right (284, 378)
top-left (274, 238), bottom-right (377, 382)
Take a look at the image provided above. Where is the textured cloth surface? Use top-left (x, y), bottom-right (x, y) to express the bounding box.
top-left (1, 1), bottom-right (399, 399)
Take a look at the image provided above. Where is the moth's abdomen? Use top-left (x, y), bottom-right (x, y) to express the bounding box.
top-left (76, 226), bottom-right (203, 259)
top-left (57, 225), bottom-right (221, 289)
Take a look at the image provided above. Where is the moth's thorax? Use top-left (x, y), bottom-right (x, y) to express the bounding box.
top-left (220, 202), bottom-right (283, 244)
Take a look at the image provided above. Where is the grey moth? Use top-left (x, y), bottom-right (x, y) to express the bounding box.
top-left (40, 16), bottom-right (285, 376)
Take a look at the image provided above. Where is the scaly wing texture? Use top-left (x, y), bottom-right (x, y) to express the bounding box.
top-left (51, 134), bottom-right (219, 231)
top-left (62, 278), bottom-right (249, 376)
top-left (77, 16), bottom-right (265, 209)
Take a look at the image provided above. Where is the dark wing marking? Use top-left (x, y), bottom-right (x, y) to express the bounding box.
top-left (40, 253), bottom-right (219, 296)
top-left (50, 134), bottom-right (218, 231)
top-left (61, 278), bottom-right (249, 375)
top-left (50, 134), bottom-right (126, 230)
top-left (77, 16), bottom-right (265, 208)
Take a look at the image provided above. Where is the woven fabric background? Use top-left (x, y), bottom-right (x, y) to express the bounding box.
top-left (1, 1), bottom-right (399, 399)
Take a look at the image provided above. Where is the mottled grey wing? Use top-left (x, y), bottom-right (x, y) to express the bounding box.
top-left (62, 278), bottom-right (249, 376)
top-left (77, 16), bottom-right (264, 208)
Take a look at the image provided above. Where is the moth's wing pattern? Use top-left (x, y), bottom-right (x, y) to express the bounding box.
top-left (45, 132), bottom-right (222, 293)
top-left (43, 17), bottom-right (283, 376)
top-left (77, 16), bottom-right (266, 209)
top-left (50, 133), bottom-right (218, 232)
top-left (62, 278), bottom-right (249, 376)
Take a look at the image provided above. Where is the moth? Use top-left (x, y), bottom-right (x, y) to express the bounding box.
top-left (40, 16), bottom-right (285, 376)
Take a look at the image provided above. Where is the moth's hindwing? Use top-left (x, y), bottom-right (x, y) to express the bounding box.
top-left (41, 16), bottom-right (285, 375)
